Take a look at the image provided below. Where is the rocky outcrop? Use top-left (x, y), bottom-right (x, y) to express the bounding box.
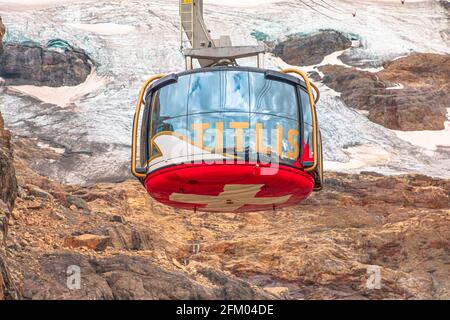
top-left (0, 111), bottom-right (20, 300)
top-left (1, 106), bottom-right (449, 300)
top-left (321, 53), bottom-right (450, 130)
top-left (270, 30), bottom-right (352, 66)
top-left (0, 17), bottom-right (5, 54)
top-left (0, 113), bottom-right (17, 209)
top-left (0, 111), bottom-right (17, 248)
top-left (63, 234), bottom-right (111, 252)
top-left (4, 136), bottom-right (449, 300)
top-left (0, 42), bottom-right (92, 87)
top-left (21, 252), bottom-right (273, 300)
top-left (439, 0), bottom-right (450, 10)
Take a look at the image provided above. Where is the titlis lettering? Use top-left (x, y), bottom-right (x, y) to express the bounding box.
top-left (155, 122), bottom-right (300, 159)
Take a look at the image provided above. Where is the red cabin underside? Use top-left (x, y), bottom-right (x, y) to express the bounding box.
top-left (144, 163), bottom-right (314, 212)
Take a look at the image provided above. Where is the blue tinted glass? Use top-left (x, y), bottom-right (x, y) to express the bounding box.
top-left (300, 88), bottom-right (314, 162)
top-left (155, 75), bottom-right (189, 118)
top-left (188, 71), bottom-right (250, 114)
top-left (224, 71), bottom-right (250, 112)
top-left (250, 72), bottom-right (298, 120)
top-left (150, 115), bottom-right (188, 158)
top-left (300, 89), bottom-right (313, 126)
top-left (222, 113), bottom-right (250, 157)
top-left (152, 115), bottom-right (187, 136)
top-left (187, 113), bottom-right (222, 154)
top-left (188, 72), bottom-right (223, 114)
top-left (249, 114), bottom-right (299, 164)
top-left (187, 113), bottom-right (250, 156)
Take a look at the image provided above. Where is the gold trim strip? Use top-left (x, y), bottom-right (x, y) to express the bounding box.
top-left (131, 74), bottom-right (166, 179)
top-left (281, 68), bottom-right (320, 172)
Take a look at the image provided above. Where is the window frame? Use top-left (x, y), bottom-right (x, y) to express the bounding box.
top-left (141, 67), bottom-right (310, 170)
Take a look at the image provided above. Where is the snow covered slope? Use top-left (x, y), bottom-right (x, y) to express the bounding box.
top-left (0, 0), bottom-right (449, 184)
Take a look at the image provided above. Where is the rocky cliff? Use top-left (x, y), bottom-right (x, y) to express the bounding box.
top-left (270, 30), bottom-right (352, 66)
top-left (1, 133), bottom-right (448, 300)
top-left (0, 17), bottom-right (5, 54)
top-left (0, 111), bottom-right (20, 300)
top-left (0, 42), bottom-right (92, 87)
top-left (321, 53), bottom-right (450, 131)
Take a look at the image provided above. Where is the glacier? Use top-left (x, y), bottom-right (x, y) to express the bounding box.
top-left (0, 0), bottom-right (449, 184)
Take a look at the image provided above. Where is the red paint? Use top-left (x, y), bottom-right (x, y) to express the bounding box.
top-left (301, 142), bottom-right (313, 163)
top-left (144, 163), bottom-right (315, 212)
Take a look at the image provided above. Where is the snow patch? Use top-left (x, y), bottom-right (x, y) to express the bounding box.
top-left (392, 108), bottom-right (450, 156)
top-left (67, 23), bottom-right (136, 35)
top-left (8, 71), bottom-right (108, 107)
top-left (325, 145), bottom-right (392, 171)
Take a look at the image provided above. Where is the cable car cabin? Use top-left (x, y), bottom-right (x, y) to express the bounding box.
top-left (132, 67), bottom-right (323, 212)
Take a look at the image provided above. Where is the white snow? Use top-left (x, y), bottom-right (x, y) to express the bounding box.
top-left (325, 145), bottom-right (392, 171)
top-left (386, 83), bottom-right (404, 90)
top-left (0, 0), bottom-right (449, 183)
top-left (7, 71), bottom-right (108, 107)
top-left (0, 0), bottom-right (97, 10)
top-left (392, 109), bottom-right (450, 156)
top-left (67, 23), bottom-right (136, 35)
top-left (204, 0), bottom-right (284, 6)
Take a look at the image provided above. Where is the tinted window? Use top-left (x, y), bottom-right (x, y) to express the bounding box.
top-left (153, 75), bottom-right (189, 118)
top-left (250, 72), bottom-right (298, 120)
top-left (144, 70), bottom-right (304, 167)
top-left (224, 71), bottom-right (250, 112)
top-left (250, 114), bottom-right (299, 164)
top-left (188, 72), bottom-right (222, 114)
top-left (300, 89), bottom-right (314, 163)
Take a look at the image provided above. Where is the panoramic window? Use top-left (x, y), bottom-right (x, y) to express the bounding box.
top-left (146, 70), bottom-right (302, 166)
top-left (249, 72), bottom-right (298, 120)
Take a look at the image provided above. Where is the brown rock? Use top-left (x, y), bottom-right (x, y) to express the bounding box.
top-left (0, 113), bottom-right (17, 210)
top-left (0, 255), bottom-right (20, 300)
top-left (0, 200), bottom-right (8, 246)
top-left (321, 53), bottom-right (450, 130)
top-left (24, 253), bottom-right (272, 300)
top-left (63, 234), bottom-right (111, 251)
top-left (0, 109), bottom-right (20, 299)
top-left (25, 184), bottom-right (52, 200)
top-left (106, 225), bottom-right (156, 251)
top-left (67, 195), bottom-right (90, 212)
top-left (0, 42), bottom-right (92, 87)
top-left (4, 129), bottom-right (450, 300)
top-left (111, 215), bottom-right (126, 224)
top-left (0, 17), bottom-right (5, 54)
top-left (271, 31), bottom-right (352, 66)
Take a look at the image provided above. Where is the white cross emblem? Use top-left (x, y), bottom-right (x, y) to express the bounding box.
top-left (169, 184), bottom-right (292, 212)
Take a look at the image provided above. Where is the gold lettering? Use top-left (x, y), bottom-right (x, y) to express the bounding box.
top-left (215, 122), bottom-right (224, 154)
top-left (229, 122), bottom-right (249, 152)
top-left (286, 129), bottom-right (299, 160)
top-left (275, 125), bottom-right (282, 156)
top-left (256, 123), bottom-right (270, 155)
top-left (192, 123), bottom-right (210, 149)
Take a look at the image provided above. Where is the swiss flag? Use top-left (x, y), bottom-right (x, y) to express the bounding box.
top-left (145, 163), bottom-right (314, 212)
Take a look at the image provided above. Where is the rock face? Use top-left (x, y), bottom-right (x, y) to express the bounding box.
top-left (63, 234), bottom-right (111, 251)
top-left (271, 30), bottom-right (352, 66)
top-left (1, 108), bottom-right (450, 300)
top-left (0, 43), bottom-right (92, 87)
top-left (0, 17), bottom-right (5, 54)
top-left (0, 111), bottom-right (20, 300)
top-left (321, 53), bottom-right (450, 130)
top-left (3, 135), bottom-right (449, 300)
top-left (0, 113), bottom-right (17, 209)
